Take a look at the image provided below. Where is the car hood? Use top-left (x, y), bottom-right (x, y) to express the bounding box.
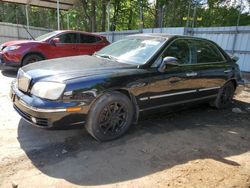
top-left (21, 55), bottom-right (138, 82)
top-left (1, 40), bottom-right (35, 47)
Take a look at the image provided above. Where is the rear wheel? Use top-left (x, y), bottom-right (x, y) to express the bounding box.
top-left (85, 92), bottom-right (134, 141)
top-left (213, 82), bottom-right (235, 109)
top-left (22, 54), bottom-right (44, 66)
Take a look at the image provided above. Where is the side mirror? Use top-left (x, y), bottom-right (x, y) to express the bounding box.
top-left (231, 55), bottom-right (239, 63)
top-left (158, 56), bottom-right (179, 73)
top-left (51, 38), bottom-right (60, 46)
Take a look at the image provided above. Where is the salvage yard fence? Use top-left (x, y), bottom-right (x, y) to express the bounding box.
top-left (0, 22), bottom-right (52, 44)
top-left (0, 22), bottom-right (249, 72)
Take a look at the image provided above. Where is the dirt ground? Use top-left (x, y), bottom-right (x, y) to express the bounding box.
top-left (0, 67), bottom-right (250, 188)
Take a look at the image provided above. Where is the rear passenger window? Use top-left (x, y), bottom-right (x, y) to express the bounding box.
top-left (58, 33), bottom-right (77, 43)
top-left (79, 34), bottom-right (101, 43)
top-left (164, 39), bottom-right (191, 64)
top-left (194, 40), bottom-right (225, 63)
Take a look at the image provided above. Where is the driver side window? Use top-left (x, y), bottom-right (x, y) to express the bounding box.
top-left (164, 39), bottom-right (192, 64)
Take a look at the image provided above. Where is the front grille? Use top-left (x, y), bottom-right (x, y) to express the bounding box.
top-left (14, 105), bottom-right (49, 127)
top-left (17, 69), bottom-right (31, 92)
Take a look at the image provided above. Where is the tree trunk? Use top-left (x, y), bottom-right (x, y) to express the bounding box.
top-left (91, 0), bottom-right (96, 32)
top-left (82, 0), bottom-right (91, 31)
top-left (172, 0), bottom-right (176, 26)
top-left (101, 0), bottom-right (106, 31)
top-left (111, 0), bottom-right (120, 31)
top-left (155, 0), bottom-right (162, 28)
top-left (127, 0), bottom-right (133, 30)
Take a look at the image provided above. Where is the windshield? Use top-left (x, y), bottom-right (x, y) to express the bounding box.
top-left (35, 31), bottom-right (60, 41)
top-left (95, 37), bottom-right (166, 65)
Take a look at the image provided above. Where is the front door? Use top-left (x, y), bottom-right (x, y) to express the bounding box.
top-left (51, 32), bottom-right (78, 58)
top-left (145, 39), bottom-right (201, 110)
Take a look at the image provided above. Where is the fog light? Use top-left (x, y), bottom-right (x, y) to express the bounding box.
top-left (31, 117), bottom-right (37, 123)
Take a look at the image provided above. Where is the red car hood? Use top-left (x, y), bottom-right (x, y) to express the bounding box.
top-left (2, 40), bottom-right (38, 46)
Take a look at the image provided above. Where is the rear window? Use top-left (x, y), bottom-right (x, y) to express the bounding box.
top-left (79, 34), bottom-right (101, 43)
top-left (194, 40), bottom-right (225, 63)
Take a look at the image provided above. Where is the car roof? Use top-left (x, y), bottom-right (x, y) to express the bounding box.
top-left (127, 33), bottom-right (207, 41)
top-left (54, 30), bottom-right (106, 38)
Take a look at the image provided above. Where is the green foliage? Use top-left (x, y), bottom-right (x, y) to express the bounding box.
top-left (0, 0), bottom-right (249, 31)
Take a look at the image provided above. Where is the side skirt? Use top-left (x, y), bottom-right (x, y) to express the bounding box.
top-left (139, 94), bottom-right (217, 112)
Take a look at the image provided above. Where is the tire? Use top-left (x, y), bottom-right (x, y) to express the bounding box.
top-left (85, 92), bottom-right (134, 141)
top-left (22, 54), bottom-right (44, 66)
top-left (213, 82), bottom-right (235, 109)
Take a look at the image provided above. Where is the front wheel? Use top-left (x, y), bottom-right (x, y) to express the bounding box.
top-left (22, 54), bottom-right (44, 66)
top-left (85, 92), bottom-right (134, 141)
top-left (213, 82), bottom-right (235, 109)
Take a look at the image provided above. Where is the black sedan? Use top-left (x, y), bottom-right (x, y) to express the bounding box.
top-left (11, 34), bottom-right (244, 141)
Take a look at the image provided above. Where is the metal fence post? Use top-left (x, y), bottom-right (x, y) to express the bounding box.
top-left (112, 31), bottom-right (114, 43)
top-left (25, 4), bottom-right (29, 30)
top-left (57, 0), bottom-right (60, 30)
top-left (107, 0), bottom-right (110, 41)
top-left (232, 27), bottom-right (238, 54)
top-left (139, 0), bottom-right (143, 33)
top-left (232, 0), bottom-right (242, 54)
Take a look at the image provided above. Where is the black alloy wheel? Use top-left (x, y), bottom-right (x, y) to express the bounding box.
top-left (85, 92), bottom-right (134, 141)
top-left (98, 102), bottom-right (128, 136)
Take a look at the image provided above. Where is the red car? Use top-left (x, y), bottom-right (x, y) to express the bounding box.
top-left (0, 30), bottom-right (109, 67)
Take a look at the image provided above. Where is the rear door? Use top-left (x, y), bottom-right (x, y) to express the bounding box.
top-left (189, 39), bottom-right (231, 98)
top-left (51, 32), bottom-right (78, 58)
top-left (76, 34), bottom-right (101, 55)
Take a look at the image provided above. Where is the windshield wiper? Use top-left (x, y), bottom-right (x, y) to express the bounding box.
top-left (95, 54), bottom-right (118, 61)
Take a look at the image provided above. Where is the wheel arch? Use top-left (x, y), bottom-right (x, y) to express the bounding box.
top-left (21, 52), bottom-right (46, 66)
top-left (225, 78), bottom-right (237, 90)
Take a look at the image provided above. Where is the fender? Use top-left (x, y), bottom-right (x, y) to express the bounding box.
top-left (21, 51), bottom-right (46, 65)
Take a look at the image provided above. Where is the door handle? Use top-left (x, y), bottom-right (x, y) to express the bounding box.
top-left (186, 72), bottom-right (197, 77)
top-left (224, 69), bottom-right (232, 73)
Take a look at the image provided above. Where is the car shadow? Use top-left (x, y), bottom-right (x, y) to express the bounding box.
top-left (0, 66), bottom-right (18, 78)
top-left (17, 101), bottom-right (250, 186)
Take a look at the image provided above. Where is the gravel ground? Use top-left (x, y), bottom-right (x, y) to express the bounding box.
top-left (0, 67), bottom-right (250, 188)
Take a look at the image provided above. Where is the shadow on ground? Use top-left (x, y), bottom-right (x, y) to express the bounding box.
top-left (17, 101), bottom-right (250, 186)
top-left (0, 66), bottom-right (18, 78)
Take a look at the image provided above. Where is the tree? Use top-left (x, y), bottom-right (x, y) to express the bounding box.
top-left (101, 0), bottom-right (107, 31)
top-left (0, 0), bottom-right (249, 31)
top-left (91, 0), bottom-right (96, 32)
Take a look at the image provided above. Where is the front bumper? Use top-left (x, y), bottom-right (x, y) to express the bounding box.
top-left (0, 52), bottom-right (21, 67)
top-left (235, 80), bottom-right (245, 95)
top-left (11, 82), bottom-right (89, 128)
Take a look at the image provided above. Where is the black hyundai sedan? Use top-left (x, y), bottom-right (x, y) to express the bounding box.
top-left (11, 34), bottom-right (244, 141)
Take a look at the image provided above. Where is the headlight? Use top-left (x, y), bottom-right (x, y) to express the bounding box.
top-left (3, 45), bottom-right (20, 52)
top-left (31, 82), bottom-right (66, 100)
